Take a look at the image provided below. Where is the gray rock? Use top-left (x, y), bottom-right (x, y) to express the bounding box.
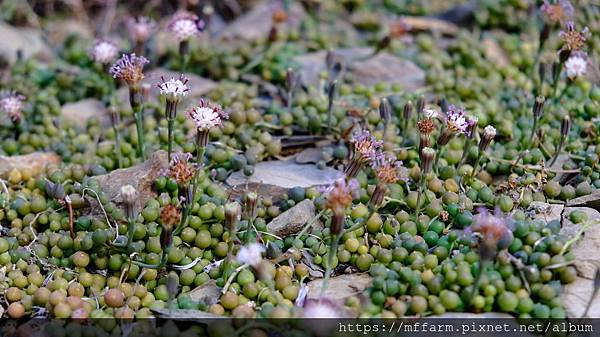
top-left (306, 273), bottom-right (371, 301)
top-left (295, 148), bottom-right (322, 164)
top-left (95, 150), bottom-right (168, 207)
top-left (151, 308), bottom-right (221, 320)
top-left (528, 201), bottom-right (563, 224)
top-left (189, 279), bottom-right (221, 306)
top-left (220, 1), bottom-right (305, 41)
top-left (560, 207), bottom-right (600, 280)
top-left (226, 160), bottom-right (344, 200)
top-left (0, 22), bottom-right (51, 65)
top-left (295, 47), bottom-right (425, 90)
top-left (0, 152), bottom-right (61, 178)
top-left (61, 98), bottom-right (108, 129)
top-left (267, 199), bottom-right (318, 237)
top-left (561, 277), bottom-right (600, 318)
top-left (566, 191), bottom-right (600, 211)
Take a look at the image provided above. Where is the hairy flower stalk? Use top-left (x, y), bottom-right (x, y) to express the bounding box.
top-left (470, 125), bottom-right (496, 180)
top-left (321, 178), bottom-right (356, 298)
top-left (344, 130), bottom-right (383, 178)
top-left (109, 107), bottom-right (123, 168)
top-left (110, 53), bottom-right (149, 160)
top-left (157, 75), bottom-right (190, 161)
top-left (415, 147), bottom-right (435, 226)
top-left (550, 115), bottom-right (571, 166)
top-left (527, 96), bottom-right (546, 149)
top-left (459, 117), bottom-right (478, 166)
top-left (169, 13), bottom-right (204, 71)
top-left (468, 209), bottom-right (513, 303)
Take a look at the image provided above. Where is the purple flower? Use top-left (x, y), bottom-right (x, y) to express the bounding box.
top-left (541, 0), bottom-right (574, 24)
top-left (351, 129), bottom-right (383, 162)
top-left (89, 39), bottom-right (119, 65)
top-left (0, 90), bottom-right (26, 123)
top-left (444, 105), bottom-right (470, 135)
top-left (109, 53), bottom-right (149, 85)
top-left (157, 74), bottom-right (190, 102)
top-left (559, 21), bottom-right (590, 52)
top-left (168, 12), bottom-right (205, 42)
top-left (186, 98), bottom-right (228, 131)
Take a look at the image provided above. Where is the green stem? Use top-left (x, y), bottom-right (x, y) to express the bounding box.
top-left (167, 118), bottom-right (175, 161)
top-left (469, 152), bottom-right (483, 181)
top-left (113, 126), bottom-right (123, 169)
top-left (459, 138), bottom-right (473, 166)
top-left (134, 104), bottom-right (146, 161)
top-left (319, 232), bottom-right (340, 299)
top-left (173, 146), bottom-right (205, 236)
top-left (527, 117), bottom-right (538, 151)
top-left (245, 217), bottom-right (254, 244)
top-left (126, 219), bottom-right (135, 249)
top-left (549, 137), bottom-right (565, 167)
top-left (414, 175), bottom-right (427, 226)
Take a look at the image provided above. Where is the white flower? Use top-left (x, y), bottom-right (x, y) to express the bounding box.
top-left (157, 75), bottom-right (190, 101)
top-left (186, 99), bottom-right (226, 131)
top-left (89, 40), bottom-right (119, 65)
top-left (168, 13), bottom-right (204, 42)
top-left (236, 243), bottom-right (265, 267)
top-left (423, 108), bottom-right (438, 119)
top-left (483, 125), bottom-right (497, 138)
top-left (128, 16), bottom-right (157, 43)
top-left (564, 54), bottom-right (587, 79)
top-left (0, 90), bottom-right (25, 122)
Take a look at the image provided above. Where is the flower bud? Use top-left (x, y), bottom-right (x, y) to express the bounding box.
top-left (121, 185), bottom-right (138, 220)
top-left (403, 100), bottom-right (413, 122)
top-left (160, 223), bottom-right (173, 248)
top-left (225, 202), bottom-right (242, 234)
top-left (243, 191), bottom-right (258, 220)
top-left (109, 107), bottom-right (120, 129)
top-left (420, 147), bottom-right (435, 175)
top-left (533, 96), bottom-right (546, 119)
top-left (330, 210), bottom-right (345, 236)
top-left (561, 115), bottom-right (571, 137)
top-left (327, 80), bottom-right (338, 104)
top-left (286, 68), bottom-right (298, 93)
top-left (416, 95), bottom-right (425, 116)
top-left (379, 97), bottom-right (391, 123)
top-left (478, 125), bottom-right (497, 152)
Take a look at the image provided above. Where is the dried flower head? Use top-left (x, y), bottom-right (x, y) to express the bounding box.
top-left (160, 204), bottom-right (181, 227)
top-left (157, 75), bottom-right (190, 102)
top-left (127, 16), bottom-right (157, 44)
top-left (325, 178), bottom-right (357, 214)
top-left (186, 98), bottom-right (227, 131)
top-left (168, 12), bottom-right (205, 42)
top-left (168, 152), bottom-right (195, 185)
top-left (559, 22), bottom-right (590, 52)
top-left (351, 129), bottom-right (383, 163)
top-left (564, 52), bottom-right (587, 78)
top-left (470, 209), bottom-right (513, 261)
top-left (109, 53), bottom-right (149, 86)
top-left (541, 0), bottom-right (574, 24)
top-left (417, 118), bottom-right (436, 135)
top-left (0, 90), bottom-right (25, 123)
top-left (444, 105), bottom-right (469, 135)
top-left (372, 153), bottom-right (404, 184)
top-left (89, 40), bottom-right (119, 65)
top-left (236, 243), bottom-right (265, 267)
top-left (272, 7), bottom-right (288, 23)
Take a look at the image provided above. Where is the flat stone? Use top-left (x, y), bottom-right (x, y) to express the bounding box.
top-left (527, 201), bottom-right (564, 224)
top-left (226, 160), bottom-right (344, 200)
top-left (561, 277), bottom-right (600, 318)
top-left (188, 279), bottom-right (221, 306)
top-left (0, 22), bottom-right (51, 65)
top-left (151, 308), bottom-right (222, 320)
top-left (306, 273), bottom-right (371, 301)
top-left (220, 1), bottom-right (305, 41)
top-left (95, 150), bottom-right (168, 207)
top-left (61, 98), bottom-right (108, 129)
top-left (560, 207), bottom-right (600, 280)
top-left (295, 148), bottom-right (322, 164)
top-left (0, 152), bottom-right (61, 178)
top-left (45, 20), bottom-right (93, 45)
top-left (267, 199), bottom-right (318, 237)
top-left (295, 47), bottom-right (425, 90)
top-left (566, 191), bottom-right (600, 211)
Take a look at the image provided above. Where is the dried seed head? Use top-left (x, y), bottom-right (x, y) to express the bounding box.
top-left (372, 153), bottom-right (404, 184)
top-left (559, 21), bottom-right (590, 52)
top-left (417, 118), bottom-right (435, 135)
top-left (168, 152), bottom-right (195, 185)
top-left (160, 204), bottom-right (181, 227)
top-left (110, 54), bottom-right (148, 86)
